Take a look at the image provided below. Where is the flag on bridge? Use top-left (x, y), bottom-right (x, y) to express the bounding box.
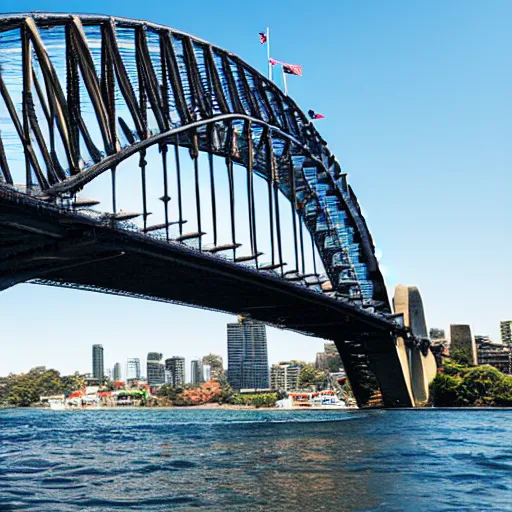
top-left (308, 110), bottom-right (325, 120)
top-left (282, 63), bottom-right (303, 76)
top-left (259, 32), bottom-right (267, 44)
top-left (268, 58), bottom-right (303, 76)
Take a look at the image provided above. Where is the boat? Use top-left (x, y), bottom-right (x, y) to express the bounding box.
top-left (310, 394), bottom-right (347, 409)
top-left (48, 398), bottom-right (66, 410)
top-left (286, 390), bottom-right (349, 409)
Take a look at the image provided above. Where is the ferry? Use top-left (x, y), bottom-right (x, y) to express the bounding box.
top-left (276, 390), bottom-right (348, 409)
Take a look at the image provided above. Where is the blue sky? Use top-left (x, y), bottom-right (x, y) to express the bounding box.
top-left (0, 0), bottom-right (510, 379)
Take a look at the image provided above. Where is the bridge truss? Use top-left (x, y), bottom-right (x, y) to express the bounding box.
top-left (0, 13), bottom-right (423, 407)
top-left (0, 13), bottom-right (390, 311)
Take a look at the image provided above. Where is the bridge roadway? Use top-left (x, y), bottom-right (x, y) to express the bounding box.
top-left (0, 188), bottom-right (413, 408)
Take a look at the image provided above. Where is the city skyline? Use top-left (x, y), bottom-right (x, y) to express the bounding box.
top-left (2, 314), bottom-right (511, 379)
top-left (0, 0), bottom-right (510, 376)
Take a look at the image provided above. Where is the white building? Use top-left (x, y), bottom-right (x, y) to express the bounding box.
top-left (203, 364), bottom-right (212, 382)
top-left (126, 358), bottom-right (141, 381)
top-left (270, 363), bottom-right (301, 392)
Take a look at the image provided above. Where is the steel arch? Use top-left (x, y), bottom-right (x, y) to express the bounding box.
top-left (0, 13), bottom-right (389, 311)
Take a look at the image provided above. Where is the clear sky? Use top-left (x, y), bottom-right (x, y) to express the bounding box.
top-left (0, 0), bottom-right (510, 379)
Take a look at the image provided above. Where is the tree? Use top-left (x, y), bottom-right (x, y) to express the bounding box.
top-left (458, 366), bottom-right (504, 405)
top-left (430, 358), bottom-right (512, 407)
top-left (7, 372), bottom-right (39, 406)
top-left (230, 392), bottom-right (277, 408)
top-left (35, 369), bottom-right (64, 396)
top-left (298, 364), bottom-right (324, 389)
top-left (326, 356), bottom-right (343, 373)
top-left (429, 373), bottom-right (460, 407)
top-left (492, 376), bottom-right (512, 406)
top-left (157, 384), bottom-right (178, 401)
top-left (8, 383), bottom-right (39, 407)
top-left (61, 372), bottom-right (86, 396)
top-left (450, 348), bottom-right (473, 366)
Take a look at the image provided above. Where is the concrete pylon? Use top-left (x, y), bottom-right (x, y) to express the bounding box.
top-left (393, 285), bottom-right (438, 406)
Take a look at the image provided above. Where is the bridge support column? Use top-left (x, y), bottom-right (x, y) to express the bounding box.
top-left (334, 334), bottom-right (414, 408)
top-left (393, 285), bottom-right (438, 407)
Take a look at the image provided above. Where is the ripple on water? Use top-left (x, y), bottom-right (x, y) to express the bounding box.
top-left (0, 408), bottom-right (511, 511)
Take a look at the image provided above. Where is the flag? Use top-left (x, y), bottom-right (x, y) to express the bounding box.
top-left (282, 63), bottom-right (303, 76)
top-left (269, 57), bottom-right (279, 66)
top-left (259, 32), bottom-right (267, 44)
top-left (308, 109), bottom-right (325, 120)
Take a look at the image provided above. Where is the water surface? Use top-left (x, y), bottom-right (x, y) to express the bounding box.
top-left (1, 408), bottom-right (511, 511)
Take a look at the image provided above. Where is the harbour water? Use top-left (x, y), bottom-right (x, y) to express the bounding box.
top-left (0, 408), bottom-right (511, 511)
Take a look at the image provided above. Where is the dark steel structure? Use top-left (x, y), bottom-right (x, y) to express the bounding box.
top-left (0, 13), bottom-right (418, 407)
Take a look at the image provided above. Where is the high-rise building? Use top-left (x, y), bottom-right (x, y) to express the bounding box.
top-left (449, 325), bottom-right (477, 365)
top-left (314, 343), bottom-right (342, 372)
top-left (201, 354), bottom-right (224, 380)
top-left (92, 344), bottom-right (104, 381)
top-left (203, 364), bottom-right (212, 382)
top-left (126, 358), bottom-right (141, 381)
top-left (270, 362), bottom-right (301, 391)
top-left (324, 342), bottom-right (343, 372)
top-left (165, 357), bottom-right (185, 387)
top-left (113, 362), bottom-right (122, 381)
top-left (315, 351), bottom-right (326, 370)
top-left (501, 321), bottom-right (512, 346)
top-left (227, 316), bottom-right (269, 391)
top-left (190, 360), bottom-right (203, 385)
top-left (147, 352), bottom-right (165, 386)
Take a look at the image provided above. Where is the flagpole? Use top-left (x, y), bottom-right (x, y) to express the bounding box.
top-left (282, 65), bottom-right (288, 95)
top-left (266, 27), bottom-right (272, 81)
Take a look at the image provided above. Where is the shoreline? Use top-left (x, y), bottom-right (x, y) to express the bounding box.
top-left (2, 404), bottom-right (359, 411)
top-left (2, 405), bottom-right (511, 411)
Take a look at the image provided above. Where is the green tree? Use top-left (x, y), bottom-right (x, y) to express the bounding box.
top-left (443, 358), bottom-right (468, 376)
top-left (214, 382), bottom-right (234, 404)
top-left (157, 384), bottom-right (178, 401)
top-left (429, 373), bottom-right (461, 407)
top-left (35, 369), bottom-right (64, 396)
top-left (458, 366), bottom-right (504, 405)
top-left (298, 364), bottom-right (324, 389)
top-left (430, 358), bottom-right (512, 407)
top-left (0, 376), bottom-right (13, 405)
top-left (61, 372), bottom-right (86, 396)
top-left (230, 392), bottom-right (277, 408)
top-left (492, 376), bottom-right (512, 406)
top-left (450, 348), bottom-right (473, 366)
top-left (7, 374), bottom-right (39, 406)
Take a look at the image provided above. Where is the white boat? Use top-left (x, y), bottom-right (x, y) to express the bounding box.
top-left (276, 397), bottom-right (294, 409)
top-left (48, 399), bottom-right (66, 410)
top-left (285, 391), bottom-right (349, 409)
top-left (310, 394), bottom-right (347, 409)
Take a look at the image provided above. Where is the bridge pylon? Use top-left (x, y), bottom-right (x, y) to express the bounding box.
top-left (393, 285), bottom-right (438, 406)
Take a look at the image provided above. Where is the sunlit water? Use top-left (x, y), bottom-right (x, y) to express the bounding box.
top-left (0, 408), bottom-right (511, 511)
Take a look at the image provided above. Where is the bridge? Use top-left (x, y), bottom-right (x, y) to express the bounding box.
top-left (0, 13), bottom-right (436, 408)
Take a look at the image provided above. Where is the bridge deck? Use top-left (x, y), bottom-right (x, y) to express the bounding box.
top-left (0, 189), bottom-right (413, 408)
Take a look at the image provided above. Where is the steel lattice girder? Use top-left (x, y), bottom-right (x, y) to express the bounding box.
top-left (0, 13), bottom-right (389, 310)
